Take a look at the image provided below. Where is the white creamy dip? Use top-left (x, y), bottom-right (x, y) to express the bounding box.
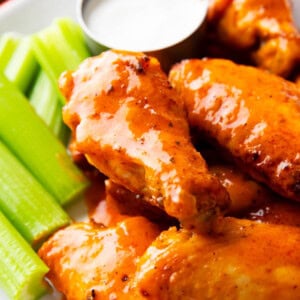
top-left (82, 0), bottom-right (208, 52)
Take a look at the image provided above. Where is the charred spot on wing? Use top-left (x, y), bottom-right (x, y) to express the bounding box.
top-left (121, 274), bottom-right (129, 282)
top-left (137, 55), bottom-right (151, 74)
top-left (87, 288), bottom-right (96, 300)
top-left (125, 55), bottom-right (150, 75)
top-left (140, 289), bottom-right (150, 297)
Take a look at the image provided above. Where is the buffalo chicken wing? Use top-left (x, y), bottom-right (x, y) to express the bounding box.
top-left (39, 217), bottom-right (160, 300)
top-left (60, 50), bottom-right (229, 230)
top-left (207, 0), bottom-right (300, 77)
top-left (169, 58), bottom-right (300, 203)
top-left (132, 217), bottom-right (300, 299)
top-left (40, 216), bottom-right (300, 299)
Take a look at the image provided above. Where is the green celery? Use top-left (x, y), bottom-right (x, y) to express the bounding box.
top-left (4, 37), bottom-right (39, 94)
top-left (29, 70), bottom-right (57, 127)
top-left (0, 33), bottom-right (21, 72)
top-left (0, 210), bottom-right (49, 300)
top-left (50, 100), bottom-right (70, 145)
top-left (0, 139), bottom-right (70, 245)
top-left (55, 18), bottom-right (91, 62)
top-left (0, 72), bottom-right (89, 206)
top-left (29, 69), bottom-right (70, 144)
top-left (32, 18), bottom-right (91, 103)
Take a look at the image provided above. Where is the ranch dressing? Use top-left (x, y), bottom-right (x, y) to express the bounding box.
top-left (82, 0), bottom-right (208, 52)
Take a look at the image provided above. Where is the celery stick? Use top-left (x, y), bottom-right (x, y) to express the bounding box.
top-left (55, 18), bottom-right (91, 59)
top-left (50, 100), bottom-right (70, 145)
top-left (0, 140), bottom-right (70, 245)
top-left (29, 70), bottom-right (65, 137)
top-left (0, 33), bottom-right (21, 72)
top-left (0, 210), bottom-right (49, 300)
top-left (32, 18), bottom-right (91, 103)
top-left (4, 37), bottom-right (39, 93)
top-left (29, 70), bottom-right (70, 144)
top-left (32, 32), bottom-right (68, 84)
top-left (30, 37), bottom-right (68, 104)
top-left (55, 17), bottom-right (108, 55)
top-left (0, 72), bottom-right (89, 206)
top-left (29, 70), bottom-right (57, 127)
top-left (29, 68), bottom-right (71, 145)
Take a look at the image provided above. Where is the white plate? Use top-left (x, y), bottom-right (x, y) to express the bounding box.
top-left (0, 0), bottom-right (77, 34)
top-left (0, 0), bottom-right (299, 299)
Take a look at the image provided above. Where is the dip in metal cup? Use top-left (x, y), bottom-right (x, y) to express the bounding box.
top-left (77, 0), bottom-right (208, 71)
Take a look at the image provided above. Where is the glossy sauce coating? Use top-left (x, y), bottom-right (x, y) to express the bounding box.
top-left (39, 161), bottom-right (300, 299)
top-left (211, 162), bottom-right (300, 227)
top-left (169, 58), bottom-right (300, 203)
top-left (60, 50), bottom-right (229, 230)
top-left (241, 194), bottom-right (300, 227)
top-left (207, 0), bottom-right (300, 76)
top-left (38, 217), bottom-right (160, 300)
top-left (132, 217), bottom-right (300, 299)
top-left (87, 177), bottom-right (176, 228)
top-left (209, 163), bottom-right (269, 213)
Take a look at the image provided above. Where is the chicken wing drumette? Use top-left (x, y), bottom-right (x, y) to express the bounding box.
top-left (207, 0), bottom-right (300, 77)
top-left (169, 58), bottom-right (300, 203)
top-left (39, 216), bottom-right (159, 300)
top-left (60, 50), bottom-right (229, 230)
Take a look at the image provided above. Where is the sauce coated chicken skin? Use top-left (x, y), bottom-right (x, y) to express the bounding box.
top-left (88, 178), bottom-right (176, 228)
top-left (38, 217), bottom-right (160, 300)
top-left (132, 217), bottom-right (300, 300)
top-left (203, 150), bottom-right (300, 225)
top-left (207, 0), bottom-right (300, 77)
top-left (169, 58), bottom-right (300, 203)
top-left (39, 169), bottom-right (300, 299)
top-left (60, 50), bottom-right (229, 229)
top-left (209, 163), bottom-right (269, 213)
top-left (243, 196), bottom-right (300, 227)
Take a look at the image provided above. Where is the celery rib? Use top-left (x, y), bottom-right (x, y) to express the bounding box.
top-left (29, 69), bottom-right (70, 144)
top-left (0, 140), bottom-right (70, 245)
top-left (0, 210), bottom-right (49, 300)
top-left (50, 100), bottom-right (70, 145)
top-left (0, 33), bottom-right (21, 72)
top-left (32, 18), bottom-right (91, 104)
top-left (29, 70), bottom-right (57, 127)
top-left (0, 72), bottom-right (89, 206)
top-left (55, 18), bottom-right (91, 60)
top-left (4, 37), bottom-right (39, 94)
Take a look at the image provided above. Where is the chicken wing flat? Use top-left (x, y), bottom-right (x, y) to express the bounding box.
top-left (38, 217), bottom-right (160, 300)
top-left (200, 147), bottom-right (300, 221)
top-left (209, 163), bottom-right (270, 213)
top-left (132, 217), bottom-right (300, 299)
top-left (242, 196), bottom-right (300, 227)
top-left (169, 58), bottom-right (300, 203)
top-left (60, 50), bottom-right (229, 229)
top-left (207, 0), bottom-right (300, 77)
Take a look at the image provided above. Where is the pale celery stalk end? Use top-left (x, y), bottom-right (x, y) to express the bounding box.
top-left (0, 33), bottom-right (21, 72)
top-left (29, 70), bottom-right (63, 132)
top-left (4, 37), bottom-right (39, 93)
top-left (0, 211), bottom-right (49, 300)
top-left (32, 17), bottom-right (92, 105)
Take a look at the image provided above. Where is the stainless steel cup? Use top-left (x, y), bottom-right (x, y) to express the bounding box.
top-left (77, 0), bottom-right (208, 71)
